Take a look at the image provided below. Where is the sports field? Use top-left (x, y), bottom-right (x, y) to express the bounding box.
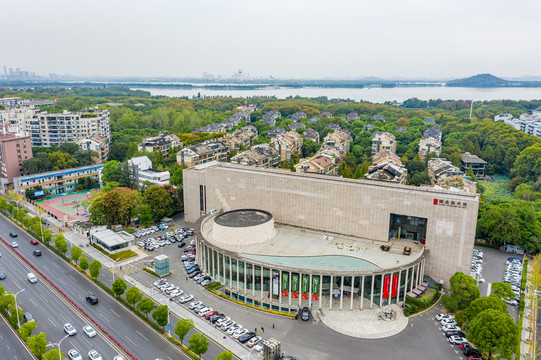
top-left (37, 190), bottom-right (95, 222)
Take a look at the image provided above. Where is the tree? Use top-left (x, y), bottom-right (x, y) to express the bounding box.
top-left (174, 318), bottom-right (194, 346)
top-left (465, 165), bottom-right (477, 182)
top-left (143, 185), bottom-right (174, 221)
top-left (70, 246), bottom-right (82, 264)
top-left (152, 305), bottom-right (169, 331)
top-left (125, 286), bottom-right (142, 307)
top-left (449, 272), bottom-right (480, 310)
top-left (89, 260), bottom-right (102, 278)
top-left (26, 332), bottom-right (47, 359)
top-left (9, 306), bottom-right (24, 328)
top-left (512, 143), bottom-right (541, 182)
top-left (48, 151), bottom-right (77, 170)
top-left (216, 350), bottom-right (233, 360)
top-left (79, 256), bottom-right (89, 270)
top-left (53, 234), bottom-right (68, 254)
top-left (90, 187), bottom-right (140, 225)
top-left (0, 293), bottom-right (15, 311)
top-left (18, 321), bottom-right (38, 341)
top-left (112, 278), bottom-right (127, 298)
top-left (490, 282), bottom-right (515, 301)
top-left (409, 172), bottom-right (431, 186)
top-left (136, 297), bottom-right (155, 318)
top-left (468, 309), bottom-right (519, 359)
top-left (136, 205), bottom-right (154, 226)
top-left (43, 349), bottom-right (66, 360)
top-left (102, 160), bottom-right (122, 184)
top-left (188, 333), bottom-right (209, 359)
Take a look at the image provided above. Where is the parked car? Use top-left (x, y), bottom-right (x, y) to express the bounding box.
top-left (201, 279), bottom-right (214, 286)
top-left (189, 300), bottom-right (202, 310)
top-left (88, 350), bottom-right (102, 360)
top-left (445, 330), bottom-right (466, 338)
top-left (233, 328), bottom-right (248, 339)
top-left (0, 270), bottom-right (6, 280)
top-left (441, 318), bottom-right (457, 326)
top-left (442, 324), bottom-right (461, 332)
top-left (205, 310), bottom-right (218, 320)
top-left (449, 335), bottom-right (468, 345)
top-left (86, 295), bottom-right (98, 305)
top-left (9, 232), bottom-right (17, 237)
top-left (239, 332), bottom-right (257, 344)
top-left (83, 325), bottom-right (97, 337)
top-left (24, 312), bottom-right (34, 322)
top-left (179, 294), bottom-right (194, 303)
top-left (436, 313), bottom-right (452, 321)
top-left (64, 323), bottom-right (77, 336)
top-left (253, 340), bottom-right (264, 353)
top-left (215, 317), bottom-right (230, 326)
top-left (246, 335), bottom-right (262, 347)
top-left (461, 344), bottom-right (482, 357)
top-left (301, 307), bottom-right (310, 321)
top-left (226, 324), bottom-right (241, 335)
top-left (68, 349), bottom-right (83, 360)
top-left (210, 314), bottom-right (225, 323)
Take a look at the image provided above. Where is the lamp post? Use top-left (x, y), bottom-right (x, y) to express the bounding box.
top-left (46, 333), bottom-right (70, 360)
top-left (6, 289), bottom-right (25, 328)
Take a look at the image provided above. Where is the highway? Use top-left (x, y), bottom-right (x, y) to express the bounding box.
top-left (0, 214), bottom-right (232, 360)
top-left (0, 311), bottom-right (36, 360)
top-left (0, 240), bottom-right (125, 359)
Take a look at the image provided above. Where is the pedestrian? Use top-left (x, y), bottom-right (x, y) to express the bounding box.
top-left (273, 323), bottom-right (275, 329)
top-left (186, 275), bottom-right (188, 280)
top-left (257, 331), bottom-right (259, 336)
top-left (255, 328), bottom-right (257, 333)
top-left (261, 326), bottom-right (264, 333)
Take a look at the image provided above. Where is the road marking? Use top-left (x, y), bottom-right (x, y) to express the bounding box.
top-left (69, 340), bottom-right (76, 347)
top-left (40, 295), bottom-right (48, 303)
top-left (13, 282), bottom-right (20, 290)
top-left (48, 318), bottom-right (57, 327)
top-left (168, 357), bottom-right (173, 360)
top-left (69, 274), bottom-right (76, 281)
top-left (125, 336), bottom-right (138, 347)
top-left (136, 330), bottom-right (149, 341)
top-left (57, 278), bottom-right (66, 285)
top-left (42, 265), bottom-right (50, 271)
top-left (59, 313), bottom-right (68, 323)
top-left (110, 309), bottom-right (121, 318)
top-left (84, 337), bottom-right (91, 346)
top-left (29, 298), bottom-right (37, 307)
top-left (99, 313), bottom-right (110, 323)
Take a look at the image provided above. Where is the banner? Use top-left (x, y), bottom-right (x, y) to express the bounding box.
top-left (312, 276), bottom-right (320, 301)
top-left (383, 276), bottom-right (390, 299)
top-left (281, 273), bottom-right (289, 297)
top-left (272, 272), bottom-right (279, 296)
top-left (302, 275), bottom-right (309, 300)
top-left (292, 274), bottom-right (299, 298)
top-left (392, 274), bottom-right (399, 298)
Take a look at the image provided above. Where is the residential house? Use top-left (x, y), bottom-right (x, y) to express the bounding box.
top-left (427, 158), bottom-right (465, 188)
top-left (128, 156), bottom-right (170, 188)
top-left (307, 116), bottom-right (320, 124)
top-left (395, 127), bottom-right (408, 133)
top-left (78, 135), bottom-right (110, 163)
top-left (320, 111), bottom-right (332, 118)
top-left (302, 128), bottom-right (319, 144)
top-left (323, 130), bottom-right (351, 158)
top-left (137, 133), bottom-right (181, 157)
top-left (418, 137), bottom-right (442, 161)
top-left (423, 117), bottom-right (437, 125)
top-left (346, 112), bottom-right (360, 121)
top-left (176, 141), bottom-right (230, 168)
top-left (294, 153), bottom-right (338, 175)
top-left (422, 127), bottom-right (442, 141)
top-left (219, 127), bottom-right (258, 151)
top-left (372, 115), bottom-right (385, 123)
top-left (366, 149), bottom-right (407, 184)
top-left (461, 152), bottom-right (487, 177)
top-left (326, 123), bottom-right (341, 131)
top-left (371, 132), bottom-right (396, 156)
top-left (261, 110), bottom-right (281, 126)
top-left (494, 113), bottom-right (514, 123)
top-left (371, 150), bottom-right (402, 167)
top-left (230, 144), bottom-right (280, 168)
top-left (362, 124), bottom-right (375, 131)
top-left (290, 111), bottom-right (306, 121)
top-left (288, 122), bottom-right (305, 131)
top-left (271, 131), bottom-right (302, 162)
top-left (266, 127), bottom-right (286, 139)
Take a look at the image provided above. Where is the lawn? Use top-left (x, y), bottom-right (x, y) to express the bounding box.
top-left (110, 249), bottom-right (138, 262)
top-left (480, 175), bottom-right (513, 203)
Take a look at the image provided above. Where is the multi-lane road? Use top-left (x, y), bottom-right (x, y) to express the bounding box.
top-left (0, 213), bottom-right (236, 360)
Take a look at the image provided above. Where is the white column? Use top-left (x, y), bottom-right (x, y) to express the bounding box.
top-left (397, 270), bottom-right (402, 304)
top-left (360, 276), bottom-right (365, 310)
top-left (403, 267), bottom-right (409, 301)
top-left (308, 274), bottom-right (313, 309)
top-left (278, 270), bottom-right (282, 306)
top-left (370, 275), bottom-right (375, 309)
top-left (319, 275), bottom-right (323, 309)
top-left (329, 276), bottom-right (333, 310)
top-left (288, 272), bottom-right (292, 307)
top-left (350, 276), bottom-right (354, 310)
top-left (389, 273), bottom-right (394, 305)
top-left (339, 277), bottom-right (344, 310)
top-left (298, 273), bottom-right (302, 308)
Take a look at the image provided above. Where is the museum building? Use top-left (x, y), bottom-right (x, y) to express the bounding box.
top-left (184, 162), bottom-right (480, 312)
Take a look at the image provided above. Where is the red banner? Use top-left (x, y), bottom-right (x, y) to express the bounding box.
top-left (383, 276), bottom-right (390, 299)
top-left (292, 292), bottom-right (298, 299)
top-left (302, 293), bottom-right (309, 300)
top-left (282, 290), bottom-right (288, 297)
top-left (312, 293), bottom-right (319, 301)
top-left (392, 274), bottom-right (399, 297)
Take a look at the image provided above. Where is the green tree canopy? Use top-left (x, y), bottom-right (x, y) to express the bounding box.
top-left (467, 309), bottom-right (519, 359)
top-left (88, 260), bottom-right (102, 278)
top-left (143, 185), bottom-right (173, 221)
top-left (449, 272), bottom-right (480, 310)
top-left (125, 287), bottom-right (142, 306)
top-left (490, 282), bottom-right (515, 301)
top-left (54, 234), bottom-right (68, 254)
top-left (512, 143), bottom-right (541, 182)
top-left (152, 305), bottom-right (169, 330)
top-left (102, 160), bottom-right (122, 184)
top-left (70, 246), bottom-right (82, 264)
top-left (79, 256), bottom-right (89, 270)
top-left (112, 278), bottom-right (127, 298)
top-left (216, 350), bottom-right (233, 360)
top-left (188, 333), bottom-right (209, 359)
top-left (174, 318), bottom-right (194, 346)
top-left (136, 297), bottom-right (155, 318)
top-left (43, 349), bottom-right (66, 360)
top-left (18, 321), bottom-right (38, 342)
top-left (89, 187), bottom-right (140, 225)
top-left (26, 332), bottom-right (47, 359)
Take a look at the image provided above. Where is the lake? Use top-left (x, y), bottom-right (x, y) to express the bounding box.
top-left (131, 86), bottom-right (541, 103)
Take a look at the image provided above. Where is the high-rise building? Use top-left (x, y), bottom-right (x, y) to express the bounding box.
top-left (0, 134), bottom-right (33, 188)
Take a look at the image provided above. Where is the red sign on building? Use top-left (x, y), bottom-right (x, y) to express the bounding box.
top-left (392, 274), bottom-right (399, 297)
top-left (383, 276), bottom-right (390, 299)
top-left (282, 290), bottom-right (288, 297)
top-left (312, 293), bottom-right (319, 301)
top-left (292, 292), bottom-right (298, 299)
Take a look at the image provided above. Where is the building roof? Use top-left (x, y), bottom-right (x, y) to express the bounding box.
top-left (423, 117), bottom-right (437, 125)
top-left (461, 152), bottom-right (487, 164)
top-left (320, 111), bottom-right (332, 118)
top-left (290, 111), bottom-right (306, 121)
top-left (371, 131), bottom-right (395, 141)
top-left (288, 122), bottom-right (305, 130)
top-left (422, 126), bottom-right (442, 140)
top-left (129, 156), bottom-right (152, 169)
top-left (372, 115), bottom-right (384, 122)
top-left (92, 229), bottom-right (134, 247)
top-left (395, 127), bottom-right (408, 132)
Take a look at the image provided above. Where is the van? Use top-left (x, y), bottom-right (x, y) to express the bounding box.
top-left (27, 273), bottom-right (38, 283)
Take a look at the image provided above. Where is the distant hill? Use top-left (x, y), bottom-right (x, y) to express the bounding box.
top-left (446, 73), bottom-right (509, 87)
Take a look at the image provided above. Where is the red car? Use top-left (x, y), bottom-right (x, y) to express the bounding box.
top-left (205, 310), bottom-right (218, 320)
top-left (31, 239), bottom-right (39, 245)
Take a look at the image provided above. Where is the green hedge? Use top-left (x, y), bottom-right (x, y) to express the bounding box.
top-left (404, 291), bottom-right (441, 317)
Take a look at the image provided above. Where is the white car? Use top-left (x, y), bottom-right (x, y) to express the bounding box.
top-left (88, 350), bottom-right (102, 360)
top-left (68, 349), bottom-right (83, 360)
top-left (83, 325), bottom-right (96, 337)
top-left (10, 242), bottom-right (18, 248)
top-left (253, 340), bottom-right (264, 353)
top-left (441, 318), bottom-right (457, 326)
top-left (113, 356), bottom-right (126, 360)
top-left (233, 328), bottom-right (247, 339)
top-left (189, 300), bottom-right (202, 310)
top-left (179, 294), bottom-right (194, 303)
top-left (247, 336), bottom-right (262, 347)
top-left (198, 307), bottom-right (212, 316)
top-left (64, 323), bottom-right (77, 336)
top-left (215, 317), bottom-right (230, 326)
top-left (170, 289), bottom-right (183, 297)
top-left (435, 313), bottom-right (452, 321)
top-left (226, 324), bottom-right (241, 335)
top-left (449, 335), bottom-right (468, 345)
top-left (443, 324), bottom-right (461, 332)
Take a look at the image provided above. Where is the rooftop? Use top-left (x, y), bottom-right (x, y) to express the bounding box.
top-left (215, 209), bottom-right (273, 227)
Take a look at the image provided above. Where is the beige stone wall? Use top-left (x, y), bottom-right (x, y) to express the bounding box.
top-left (184, 163), bottom-right (480, 286)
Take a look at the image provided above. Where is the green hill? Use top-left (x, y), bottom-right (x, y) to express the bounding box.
top-left (446, 73), bottom-right (509, 87)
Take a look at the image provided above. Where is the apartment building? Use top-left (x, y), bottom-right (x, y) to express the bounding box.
top-left (323, 130), bottom-right (351, 158)
top-left (271, 130), bottom-right (302, 162)
top-left (365, 150), bottom-right (407, 184)
top-left (418, 137), bottom-right (442, 161)
top-left (302, 128), bottom-right (319, 144)
top-left (294, 152), bottom-right (337, 175)
top-left (371, 132), bottom-right (396, 156)
top-left (427, 158), bottom-right (472, 191)
top-left (137, 133), bottom-right (182, 157)
top-left (230, 144), bottom-right (280, 168)
top-left (128, 156), bottom-right (170, 188)
top-left (13, 164), bottom-right (103, 195)
top-left (176, 141), bottom-right (230, 168)
top-left (219, 126), bottom-right (258, 151)
top-left (0, 134), bottom-right (33, 188)
top-left (78, 135), bottom-right (110, 163)
top-left (495, 111), bottom-right (541, 138)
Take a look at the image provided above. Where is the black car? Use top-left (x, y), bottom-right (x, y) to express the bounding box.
top-left (461, 344), bottom-right (482, 357)
top-left (0, 270), bottom-right (6, 280)
top-left (445, 330), bottom-right (466, 338)
top-left (210, 314), bottom-right (225, 323)
top-left (189, 270), bottom-right (201, 278)
top-left (33, 250), bottom-right (42, 256)
top-left (9, 232), bottom-right (17, 237)
top-left (178, 242), bottom-right (186, 248)
top-left (86, 295), bottom-right (98, 305)
top-left (239, 332), bottom-right (256, 343)
top-left (301, 307), bottom-right (310, 321)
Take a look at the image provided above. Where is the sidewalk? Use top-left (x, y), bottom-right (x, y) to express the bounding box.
top-left (520, 262), bottom-right (537, 359)
top-left (125, 275), bottom-right (251, 359)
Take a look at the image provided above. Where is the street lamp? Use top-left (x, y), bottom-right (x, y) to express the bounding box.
top-left (6, 289), bottom-right (25, 328)
top-left (241, 346), bottom-right (256, 359)
top-left (46, 333), bottom-right (70, 360)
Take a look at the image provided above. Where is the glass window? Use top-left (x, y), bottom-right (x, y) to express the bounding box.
top-left (231, 258), bottom-right (238, 290)
top-left (254, 265), bottom-right (262, 291)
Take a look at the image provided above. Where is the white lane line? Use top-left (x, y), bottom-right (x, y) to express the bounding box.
top-left (69, 340), bottom-right (76, 348)
top-left (29, 298), bottom-right (37, 307)
top-left (99, 313), bottom-right (110, 323)
top-left (42, 265), bottom-right (50, 271)
top-left (136, 330), bottom-right (149, 341)
top-left (40, 295), bottom-right (48, 303)
top-left (84, 337), bottom-right (91, 346)
top-left (110, 309), bottom-right (121, 318)
top-left (48, 318), bottom-right (57, 327)
top-left (69, 275), bottom-right (76, 281)
top-left (57, 278), bottom-right (66, 285)
top-left (168, 357), bottom-right (173, 360)
top-left (59, 313), bottom-right (68, 323)
top-left (125, 336), bottom-right (138, 347)
top-left (13, 282), bottom-right (21, 290)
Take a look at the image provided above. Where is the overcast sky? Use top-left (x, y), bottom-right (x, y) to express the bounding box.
top-left (2, 0), bottom-right (540, 79)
